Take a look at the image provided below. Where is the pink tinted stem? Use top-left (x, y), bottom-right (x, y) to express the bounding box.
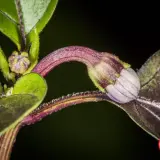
top-left (22, 91), bottom-right (110, 125)
top-left (0, 123), bottom-right (22, 160)
top-left (32, 46), bottom-right (102, 76)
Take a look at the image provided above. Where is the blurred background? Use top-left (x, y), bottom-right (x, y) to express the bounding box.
top-left (0, 0), bottom-right (160, 159)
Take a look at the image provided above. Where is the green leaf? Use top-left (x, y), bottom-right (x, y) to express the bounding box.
top-left (0, 94), bottom-right (38, 135)
top-left (137, 50), bottom-right (160, 86)
top-left (0, 0), bottom-right (18, 22)
top-left (0, 73), bottom-right (47, 135)
top-left (137, 49), bottom-right (160, 101)
top-left (12, 72), bottom-right (47, 101)
top-left (20, 0), bottom-right (58, 34)
top-left (0, 0), bottom-right (58, 49)
top-left (0, 8), bottom-right (21, 49)
top-left (33, 0), bottom-right (58, 34)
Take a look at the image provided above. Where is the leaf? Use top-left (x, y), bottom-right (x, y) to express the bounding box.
top-left (0, 0), bottom-right (58, 49)
top-left (0, 0), bottom-right (18, 22)
top-left (12, 72), bottom-right (47, 101)
top-left (121, 50), bottom-right (160, 140)
top-left (0, 73), bottom-right (47, 135)
top-left (20, 0), bottom-right (58, 34)
top-left (0, 94), bottom-right (38, 135)
top-left (0, 7), bottom-right (21, 49)
top-left (137, 49), bottom-right (160, 101)
top-left (122, 100), bottom-right (160, 140)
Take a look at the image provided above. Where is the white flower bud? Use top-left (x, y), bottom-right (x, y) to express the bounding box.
top-left (106, 68), bottom-right (140, 103)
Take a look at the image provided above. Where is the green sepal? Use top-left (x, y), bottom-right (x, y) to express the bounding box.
top-left (24, 28), bottom-right (40, 74)
top-left (0, 47), bottom-right (15, 82)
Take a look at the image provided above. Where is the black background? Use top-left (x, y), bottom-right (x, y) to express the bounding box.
top-left (0, 0), bottom-right (160, 159)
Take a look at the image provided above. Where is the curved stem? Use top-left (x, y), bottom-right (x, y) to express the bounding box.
top-left (0, 46), bottom-right (121, 159)
top-left (32, 46), bottom-right (124, 92)
top-left (0, 91), bottom-right (114, 160)
top-left (32, 46), bottom-right (103, 77)
top-left (22, 91), bottom-right (113, 125)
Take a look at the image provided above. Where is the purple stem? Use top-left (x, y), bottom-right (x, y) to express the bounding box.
top-left (32, 46), bottom-right (102, 76)
top-left (0, 46), bottom-right (117, 160)
top-left (22, 91), bottom-right (110, 125)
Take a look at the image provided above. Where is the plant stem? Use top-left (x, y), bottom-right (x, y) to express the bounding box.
top-left (32, 46), bottom-right (125, 93)
top-left (32, 46), bottom-right (103, 76)
top-left (0, 123), bottom-right (22, 160)
top-left (22, 91), bottom-right (112, 125)
top-left (0, 46), bottom-right (120, 159)
top-left (15, 0), bottom-right (26, 51)
top-left (0, 91), bottom-right (114, 160)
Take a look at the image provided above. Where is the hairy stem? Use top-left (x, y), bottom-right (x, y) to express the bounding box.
top-left (0, 91), bottom-right (114, 160)
top-left (32, 46), bottom-right (125, 92)
top-left (0, 46), bottom-right (120, 159)
top-left (32, 46), bottom-right (104, 76)
top-left (22, 91), bottom-right (112, 125)
top-left (0, 123), bottom-right (22, 160)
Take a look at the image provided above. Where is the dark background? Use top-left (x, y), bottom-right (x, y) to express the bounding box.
top-left (0, 0), bottom-right (160, 159)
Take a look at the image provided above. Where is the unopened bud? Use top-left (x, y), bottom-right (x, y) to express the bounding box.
top-left (88, 53), bottom-right (140, 104)
top-left (8, 51), bottom-right (30, 74)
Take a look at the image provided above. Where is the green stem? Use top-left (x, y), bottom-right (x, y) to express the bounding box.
top-left (15, 0), bottom-right (26, 51)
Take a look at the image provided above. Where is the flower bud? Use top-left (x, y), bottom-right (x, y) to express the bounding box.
top-left (88, 53), bottom-right (140, 104)
top-left (8, 51), bottom-right (30, 74)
